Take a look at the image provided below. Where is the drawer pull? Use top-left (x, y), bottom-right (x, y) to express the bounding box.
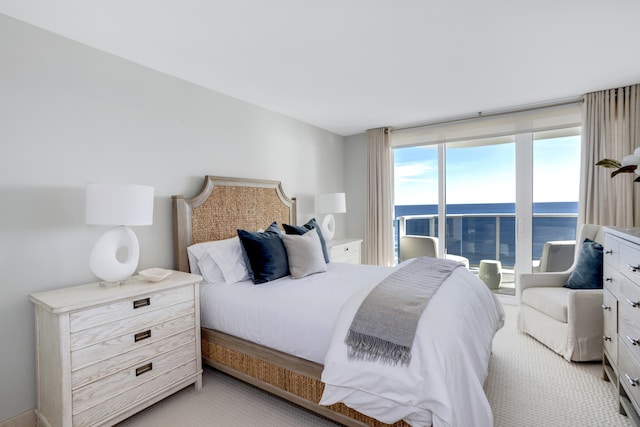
top-left (602, 304), bottom-right (611, 311)
top-left (626, 373), bottom-right (639, 387)
top-left (605, 249), bottom-right (613, 255)
top-left (627, 336), bottom-right (640, 346)
top-left (135, 362), bottom-right (153, 377)
top-left (627, 264), bottom-right (640, 273)
top-left (604, 336), bottom-right (612, 341)
top-left (605, 277), bottom-right (613, 282)
top-left (626, 298), bottom-right (640, 308)
top-left (133, 297), bottom-right (151, 309)
top-left (134, 330), bottom-right (152, 342)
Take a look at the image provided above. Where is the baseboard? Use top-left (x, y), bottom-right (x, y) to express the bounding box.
top-left (0, 410), bottom-right (36, 427)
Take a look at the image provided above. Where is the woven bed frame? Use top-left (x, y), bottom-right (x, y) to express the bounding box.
top-left (172, 176), bottom-right (409, 427)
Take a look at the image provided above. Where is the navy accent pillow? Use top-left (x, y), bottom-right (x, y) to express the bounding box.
top-left (564, 238), bottom-right (603, 289)
top-left (283, 218), bottom-right (330, 263)
top-left (237, 222), bottom-right (289, 284)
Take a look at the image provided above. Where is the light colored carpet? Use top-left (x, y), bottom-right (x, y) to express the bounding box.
top-left (117, 304), bottom-right (632, 426)
top-left (486, 305), bottom-right (631, 427)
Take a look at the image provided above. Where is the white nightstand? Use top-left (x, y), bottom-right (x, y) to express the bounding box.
top-left (29, 270), bottom-right (202, 427)
top-left (328, 238), bottom-right (363, 264)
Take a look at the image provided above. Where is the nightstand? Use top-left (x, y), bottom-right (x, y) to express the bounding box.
top-left (328, 238), bottom-right (363, 264)
top-left (29, 270), bottom-right (202, 427)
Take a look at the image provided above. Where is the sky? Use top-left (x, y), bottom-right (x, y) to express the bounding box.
top-left (393, 135), bottom-right (581, 206)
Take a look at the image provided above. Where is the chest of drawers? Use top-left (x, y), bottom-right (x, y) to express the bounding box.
top-left (603, 227), bottom-right (640, 425)
top-left (328, 238), bottom-right (363, 264)
top-left (29, 270), bottom-right (202, 427)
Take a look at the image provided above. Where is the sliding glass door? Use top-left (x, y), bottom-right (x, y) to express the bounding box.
top-left (531, 129), bottom-right (581, 272)
top-left (445, 137), bottom-right (516, 294)
top-left (394, 145), bottom-right (439, 256)
top-left (393, 127), bottom-right (580, 298)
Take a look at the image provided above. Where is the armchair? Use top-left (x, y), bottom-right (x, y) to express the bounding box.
top-left (518, 224), bottom-right (605, 362)
top-left (532, 240), bottom-right (576, 273)
top-left (399, 235), bottom-right (469, 268)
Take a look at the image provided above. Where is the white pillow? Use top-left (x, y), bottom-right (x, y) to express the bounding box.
top-left (202, 237), bottom-right (249, 284)
top-left (187, 240), bottom-right (220, 275)
top-left (281, 228), bottom-right (327, 279)
top-left (188, 237), bottom-right (249, 283)
top-left (197, 254), bottom-right (226, 283)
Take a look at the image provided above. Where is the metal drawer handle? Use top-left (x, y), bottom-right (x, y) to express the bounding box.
top-left (604, 336), bottom-right (612, 341)
top-left (134, 330), bottom-right (152, 342)
top-left (627, 264), bottom-right (640, 273)
top-left (602, 304), bottom-right (611, 311)
top-left (627, 336), bottom-right (640, 346)
top-left (135, 362), bottom-right (153, 377)
top-left (605, 249), bottom-right (613, 255)
top-left (133, 297), bottom-right (151, 309)
top-left (344, 247), bottom-right (350, 252)
top-left (626, 373), bottom-right (639, 387)
top-left (605, 277), bottom-right (613, 282)
top-left (626, 298), bottom-right (640, 308)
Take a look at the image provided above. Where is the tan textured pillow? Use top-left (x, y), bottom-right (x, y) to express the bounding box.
top-left (281, 228), bottom-right (327, 279)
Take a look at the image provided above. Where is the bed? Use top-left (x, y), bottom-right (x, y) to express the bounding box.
top-left (172, 175), bottom-right (505, 427)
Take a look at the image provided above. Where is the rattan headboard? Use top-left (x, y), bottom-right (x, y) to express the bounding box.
top-left (172, 176), bottom-right (296, 273)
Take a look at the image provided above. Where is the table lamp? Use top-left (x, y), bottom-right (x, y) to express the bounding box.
top-left (316, 192), bottom-right (346, 241)
top-left (86, 183), bottom-right (154, 286)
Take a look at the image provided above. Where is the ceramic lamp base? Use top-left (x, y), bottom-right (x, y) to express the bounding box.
top-left (90, 226), bottom-right (140, 283)
top-left (321, 214), bottom-right (336, 241)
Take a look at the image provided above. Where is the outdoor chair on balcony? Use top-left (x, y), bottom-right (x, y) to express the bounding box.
top-left (518, 224), bottom-right (604, 362)
top-left (532, 240), bottom-right (576, 273)
top-left (399, 235), bottom-right (469, 268)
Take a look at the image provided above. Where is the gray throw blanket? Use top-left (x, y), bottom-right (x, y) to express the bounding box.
top-left (345, 256), bottom-right (462, 365)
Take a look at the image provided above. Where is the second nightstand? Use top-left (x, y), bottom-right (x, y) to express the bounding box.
top-left (328, 238), bottom-right (363, 264)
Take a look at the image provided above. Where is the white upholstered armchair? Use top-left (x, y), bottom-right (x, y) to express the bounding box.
top-left (399, 235), bottom-right (470, 268)
top-left (532, 240), bottom-right (576, 273)
top-left (518, 224), bottom-right (605, 362)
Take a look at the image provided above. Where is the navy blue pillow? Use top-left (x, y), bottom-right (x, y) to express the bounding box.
top-left (283, 218), bottom-right (330, 263)
top-left (564, 238), bottom-right (603, 289)
top-left (237, 222), bottom-right (289, 284)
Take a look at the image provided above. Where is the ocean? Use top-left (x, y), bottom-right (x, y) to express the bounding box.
top-left (394, 202), bottom-right (579, 267)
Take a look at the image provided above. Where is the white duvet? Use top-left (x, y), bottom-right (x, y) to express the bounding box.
top-left (200, 262), bottom-right (394, 363)
top-left (199, 259), bottom-right (504, 427)
top-left (320, 261), bottom-right (505, 427)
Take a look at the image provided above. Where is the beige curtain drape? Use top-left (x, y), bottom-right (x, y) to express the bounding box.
top-left (579, 84), bottom-right (640, 227)
top-left (364, 127), bottom-right (394, 266)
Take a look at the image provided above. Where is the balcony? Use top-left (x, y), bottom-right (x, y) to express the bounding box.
top-left (395, 212), bottom-right (578, 296)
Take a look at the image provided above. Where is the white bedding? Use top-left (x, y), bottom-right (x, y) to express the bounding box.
top-left (199, 259), bottom-right (504, 427)
top-left (199, 262), bottom-right (394, 364)
top-left (320, 262), bottom-right (505, 427)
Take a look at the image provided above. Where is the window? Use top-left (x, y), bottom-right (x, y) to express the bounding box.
top-left (392, 103), bottom-right (582, 298)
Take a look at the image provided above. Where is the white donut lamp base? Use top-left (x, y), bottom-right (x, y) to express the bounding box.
top-left (321, 214), bottom-right (336, 241)
top-left (89, 226), bottom-right (140, 285)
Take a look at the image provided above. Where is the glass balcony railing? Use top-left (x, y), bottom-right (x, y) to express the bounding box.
top-left (395, 212), bottom-right (578, 270)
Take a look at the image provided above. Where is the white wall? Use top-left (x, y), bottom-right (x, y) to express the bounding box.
top-left (0, 14), bottom-right (349, 422)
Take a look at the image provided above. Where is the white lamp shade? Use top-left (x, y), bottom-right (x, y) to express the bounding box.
top-left (86, 184), bottom-right (154, 226)
top-left (316, 193), bottom-right (346, 214)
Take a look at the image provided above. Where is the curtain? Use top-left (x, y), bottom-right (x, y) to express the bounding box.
top-left (364, 127), bottom-right (394, 266)
top-left (579, 84), bottom-right (640, 227)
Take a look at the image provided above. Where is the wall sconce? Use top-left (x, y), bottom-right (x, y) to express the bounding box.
top-left (316, 192), bottom-right (346, 241)
top-left (85, 183), bottom-right (154, 286)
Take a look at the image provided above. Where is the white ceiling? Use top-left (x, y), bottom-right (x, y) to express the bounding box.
top-left (1, 1), bottom-right (639, 136)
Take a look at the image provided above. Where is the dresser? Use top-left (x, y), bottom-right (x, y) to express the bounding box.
top-left (29, 270), bottom-right (202, 427)
top-left (603, 227), bottom-right (640, 425)
top-left (328, 238), bottom-right (362, 264)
